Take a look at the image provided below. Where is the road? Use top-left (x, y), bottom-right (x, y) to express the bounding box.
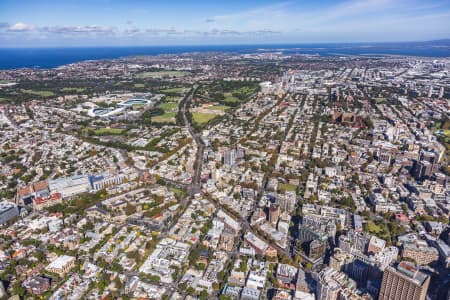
top-left (2, 104), bottom-right (18, 129)
top-left (180, 84), bottom-right (204, 197)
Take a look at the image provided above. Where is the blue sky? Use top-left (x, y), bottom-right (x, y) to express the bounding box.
top-left (1, 0), bottom-right (450, 47)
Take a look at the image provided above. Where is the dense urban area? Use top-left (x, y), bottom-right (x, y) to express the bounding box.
top-left (0, 51), bottom-right (449, 300)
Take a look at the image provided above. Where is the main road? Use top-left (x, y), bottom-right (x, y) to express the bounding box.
top-left (180, 84), bottom-right (204, 197)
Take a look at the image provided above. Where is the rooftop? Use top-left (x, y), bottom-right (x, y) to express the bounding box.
top-left (46, 255), bottom-right (75, 270)
top-left (397, 261), bottom-right (429, 285)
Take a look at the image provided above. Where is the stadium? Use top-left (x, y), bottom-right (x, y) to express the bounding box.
top-left (88, 98), bottom-right (151, 118)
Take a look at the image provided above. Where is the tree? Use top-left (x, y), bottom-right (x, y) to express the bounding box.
top-left (125, 203), bottom-right (137, 216)
top-left (199, 290), bottom-right (209, 299)
top-left (12, 281), bottom-right (26, 296)
top-left (239, 260), bottom-right (247, 272)
top-left (148, 275), bottom-right (160, 283)
top-left (305, 262), bottom-right (313, 271)
top-left (114, 276), bottom-right (121, 288)
top-left (200, 224), bottom-right (210, 235)
top-left (188, 248), bottom-right (200, 266)
top-left (217, 270), bottom-right (225, 281)
top-left (179, 282), bottom-right (187, 291)
top-left (186, 287), bottom-right (196, 295)
top-left (83, 221), bottom-right (94, 232)
top-left (365, 221), bottom-right (382, 234)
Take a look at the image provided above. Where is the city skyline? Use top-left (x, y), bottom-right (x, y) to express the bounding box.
top-left (1, 0), bottom-right (450, 47)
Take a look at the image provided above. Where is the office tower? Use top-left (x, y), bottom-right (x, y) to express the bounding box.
top-left (379, 261), bottom-right (430, 300)
top-left (412, 160), bottom-right (432, 180)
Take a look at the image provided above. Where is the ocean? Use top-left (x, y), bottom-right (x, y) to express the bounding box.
top-left (1, 42), bottom-right (450, 70)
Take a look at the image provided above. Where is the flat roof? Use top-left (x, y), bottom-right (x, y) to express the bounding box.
top-left (46, 255), bottom-right (75, 270)
top-left (0, 201), bottom-right (17, 213)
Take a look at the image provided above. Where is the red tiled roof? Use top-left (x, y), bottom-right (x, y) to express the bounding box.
top-left (34, 193), bottom-right (61, 205)
top-left (33, 181), bottom-right (48, 191)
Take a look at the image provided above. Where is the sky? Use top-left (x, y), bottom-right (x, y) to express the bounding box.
top-left (1, 0), bottom-right (450, 47)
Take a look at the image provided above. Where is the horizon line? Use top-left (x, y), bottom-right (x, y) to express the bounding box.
top-left (1, 38), bottom-right (449, 49)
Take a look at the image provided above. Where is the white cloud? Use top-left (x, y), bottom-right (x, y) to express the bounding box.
top-left (9, 22), bottom-right (34, 32)
top-left (3, 0), bottom-right (449, 44)
top-left (40, 25), bottom-right (115, 34)
top-left (202, 0), bottom-right (450, 41)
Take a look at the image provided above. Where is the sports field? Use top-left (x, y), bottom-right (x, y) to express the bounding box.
top-left (192, 112), bottom-right (217, 124)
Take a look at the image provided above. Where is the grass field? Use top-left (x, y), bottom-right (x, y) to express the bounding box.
top-left (0, 80), bottom-right (13, 84)
top-left (235, 86), bottom-right (257, 95)
top-left (206, 105), bottom-right (230, 111)
top-left (153, 101), bottom-right (178, 123)
top-left (21, 89), bottom-right (55, 97)
top-left (158, 102), bottom-right (178, 111)
top-left (192, 112), bottom-right (218, 124)
top-left (164, 96), bottom-right (181, 102)
top-left (61, 87), bottom-right (86, 93)
top-left (196, 81), bottom-right (258, 105)
top-left (279, 183), bottom-right (297, 193)
top-left (170, 187), bottom-right (185, 199)
top-left (160, 87), bottom-right (186, 94)
top-left (136, 71), bottom-right (190, 79)
top-left (91, 128), bottom-right (126, 135)
top-left (134, 83), bottom-right (145, 88)
top-left (223, 92), bottom-right (240, 104)
top-left (152, 112), bottom-right (176, 123)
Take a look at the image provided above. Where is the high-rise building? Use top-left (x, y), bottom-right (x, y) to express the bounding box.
top-left (269, 203), bottom-right (280, 225)
top-left (379, 262), bottom-right (430, 300)
top-left (298, 224), bottom-right (327, 243)
top-left (223, 149), bottom-right (236, 166)
top-left (338, 230), bottom-right (370, 254)
top-left (427, 85), bottom-right (433, 98)
top-left (309, 239), bottom-right (326, 260)
top-left (412, 160), bottom-right (432, 180)
top-left (439, 86), bottom-right (445, 99)
top-left (330, 248), bottom-right (354, 272)
top-left (348, 259), bottom-right (369, 287)
top-left (420, 151), bottom-right (436, 163)
top-left (278, 192), bottom-right (296, 213)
